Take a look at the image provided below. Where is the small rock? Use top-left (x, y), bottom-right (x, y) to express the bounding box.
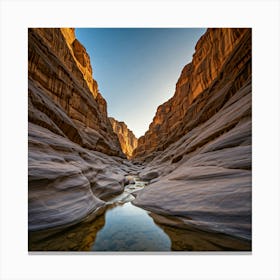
top-left (140, 171), bottom-right (159, 181)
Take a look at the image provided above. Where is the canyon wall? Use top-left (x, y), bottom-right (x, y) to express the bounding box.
top-left (28, 27), bottom-right (252, 242)
top-left (133, 28), bottom-right (250, 161)
top-left (109, 117), bottom-right (138, 159)
top-left (133, 28), bottom-right (252, 240)
top-left (28, 28), bottom-right (134, 231)
top-left (29, 28), bottom-right (124, 156)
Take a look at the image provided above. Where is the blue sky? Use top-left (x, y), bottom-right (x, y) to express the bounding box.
top-left (75, 28), bottom-right (206, 138)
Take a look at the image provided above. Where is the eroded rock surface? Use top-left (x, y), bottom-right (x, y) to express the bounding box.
top-left (133, 28), bottom-right (252, 240)
top-left (29, 123), bottom-right (131, 230)
top-left (109, 117), bottom-right (138, 159)
top-left (29, 28), bottom-right (123, 156)
top-left (29, 27), bottom-right (252, 244)
top-left (28, 28), bottom-right (135, 231)
top-left (133, 28), bottom-right (250, 160)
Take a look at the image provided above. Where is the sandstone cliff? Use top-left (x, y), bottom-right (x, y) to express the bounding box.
top-left (133, 28), bottom-right (252, 240)
top-left (133, 28), bottom-right (250, 160)
top-left (29, 28), bottom-right (123, 156)
top-left (109, 117), bottom-right (138, 159)
top-left (28, 27), bottom-right (252, 244)
top-left (28, 28), bottom-right (133, 231)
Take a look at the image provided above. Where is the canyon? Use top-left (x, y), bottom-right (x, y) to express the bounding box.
top-left (28, 28), bottom-right (131, 231)
top-left (109, 117), bottom-right (138, 159)
top-left (28, 28), bottom-right (251, 250)
top-left (133, 28), bottom-right (251, 241)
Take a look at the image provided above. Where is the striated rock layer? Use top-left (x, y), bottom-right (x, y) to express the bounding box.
top-left (133, 28), bottom-right (250, 160)
top-left (29, 27), bottom-right (252, 244)
top-left (109, 117), bottom-right (138, 159)
top-left (29, 28), bottom-right (123, 156)
top-left (28, 28), bottom-right (134, 231)
top-left (133, 28), bottom-right (252, 240)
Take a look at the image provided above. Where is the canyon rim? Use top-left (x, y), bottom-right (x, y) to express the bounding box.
top-left (28, 28), bottom-right (252, 252)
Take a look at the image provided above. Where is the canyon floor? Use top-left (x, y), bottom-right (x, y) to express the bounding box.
top-left (29, 172), bottom-right (251, 251)
top-left (29, 123), bottom-right (251, 251)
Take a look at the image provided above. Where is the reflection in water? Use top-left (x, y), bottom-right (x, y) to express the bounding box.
top-left (29, 179), bottom-right (251, 251)
top-left (92, 202), bottom-right (171, 251)
top-left (90, 179), bottom-right (171, 250)
top-left (150, 213), bottom-right (251, 251)
top-left (29, 208), bottom-right (106, 251)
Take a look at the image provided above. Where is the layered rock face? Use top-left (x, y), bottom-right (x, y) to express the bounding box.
top-left (109, 117), bottom-right (138, 159)
top-left (133, 28), bottom-right (250, 160)
top-left (133, 28), bottom-right (252, 240)
top-left (29, 28), bottom-right (123, 156)
top-left (28, 28), bottom-right (133, 231)
top-left (28, 27), bottom-right (252, 244)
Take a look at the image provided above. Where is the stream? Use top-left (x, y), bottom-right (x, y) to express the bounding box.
top-left (29, 176), bottom-right (251, 252)
top-left (91, 178), bottom-right (171, 251)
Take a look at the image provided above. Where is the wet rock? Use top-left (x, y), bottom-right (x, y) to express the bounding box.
top-left (124, 175), bottom-right (135, 185)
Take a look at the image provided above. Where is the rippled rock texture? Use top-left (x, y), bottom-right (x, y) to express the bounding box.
top-left (29, 27), bottom-right (252, 246)
top-left (28, 28), bottom-right (133, 231)
top-left (109, 117), bottom-right (138, 159)
top-left (133, 28), bottom-right (250, 160)
top-left (133, 28), bottom-right (252, 241)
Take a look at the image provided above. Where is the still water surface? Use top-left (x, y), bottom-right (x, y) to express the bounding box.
top-left (29, 178), bottom-right (251, 251)
top-left (91, 179), bottom-right (171, 251)
top-left (92, 202), bottom-right (171, 251)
